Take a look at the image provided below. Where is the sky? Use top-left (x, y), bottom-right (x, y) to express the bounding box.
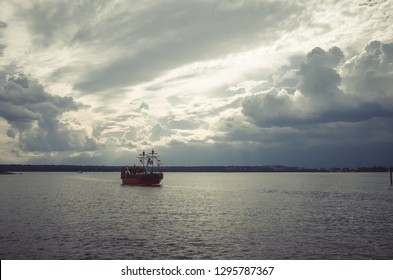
top-left (0, 0), bottom-right (393, 167)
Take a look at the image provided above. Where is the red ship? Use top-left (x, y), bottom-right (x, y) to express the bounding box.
top-left (121, 149), bottom-right (163, 185)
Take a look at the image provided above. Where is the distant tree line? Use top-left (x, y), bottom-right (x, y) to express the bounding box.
top-left (0, 164), bottom-right (391, 173)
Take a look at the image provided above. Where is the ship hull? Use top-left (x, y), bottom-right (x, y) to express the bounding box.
top-left (121, 173), bottom-right (163, 186)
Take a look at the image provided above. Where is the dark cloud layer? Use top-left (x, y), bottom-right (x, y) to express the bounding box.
top-left (14, 0), bottom-right (303, 93)
top-left (242, 41), bottom-right (393, 128)
top-left (0, 73), bottom-right (97, 152)
top-left (214, 40), bottom-right (393, 166)
top-left (72, 0), bottom-right (302, 92)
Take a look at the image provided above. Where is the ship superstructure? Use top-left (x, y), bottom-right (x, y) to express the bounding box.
top-left (121, 149), bottom-right (163, 185)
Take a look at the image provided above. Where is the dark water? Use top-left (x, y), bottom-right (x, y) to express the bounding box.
top-left (1, 172), bottom-right (392, 259)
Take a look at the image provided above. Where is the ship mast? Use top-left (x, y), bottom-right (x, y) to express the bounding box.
top-left (138, 150), bottom-right (147, 173)
top-left (148, 149), bottom-right (157, 174)
top-left (138, 149), bottom-right (161, 173)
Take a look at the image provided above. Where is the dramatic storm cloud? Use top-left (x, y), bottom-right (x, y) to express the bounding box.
top-left (237, 41), bottom-right (393, 166)
top-left (0, 0), bottom-right (392, 166)
top-left (242, 42), bottom-right (393, 127)
top-left (0, 73), bottom-right (97, 159)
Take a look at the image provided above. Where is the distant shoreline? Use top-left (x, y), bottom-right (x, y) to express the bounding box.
top-left (0, 164), bottom-right (390, 173)
top-left (0, 170), bottom-right (17, 175)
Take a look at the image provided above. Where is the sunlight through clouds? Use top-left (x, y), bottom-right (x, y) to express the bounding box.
top-left (0, 0), bottom-right (392, 166)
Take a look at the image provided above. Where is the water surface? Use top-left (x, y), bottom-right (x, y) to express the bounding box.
top-left (1, 172), bottom-right (392, 259)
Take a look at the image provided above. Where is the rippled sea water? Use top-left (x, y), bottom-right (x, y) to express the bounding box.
top-left (1, 172), bottom-right (392, 259)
